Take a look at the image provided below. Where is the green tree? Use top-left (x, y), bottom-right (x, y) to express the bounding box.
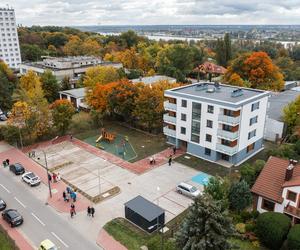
top-left (228, 180), bottom-right (252, 211)
top-left (20, 44), bottom-right (44, 61)
top-left (283, 95), bottom-right (300, 135)
top-left (287, 225), bottom-right (300, 250)
top-left (50, 99), bottom-right (75, 135)
top-left (175, 194), bottom-right (234, 250)
top-left (40, 70), bottom-right (60, 103)
top-left (256, 212), bottom-right (291, 250)
top-left (61, 76), bottom-right (71, 90)
top-left (240, 160), bottom-right (265, 187)
top-left (216, 33), bottom-right (232, 67)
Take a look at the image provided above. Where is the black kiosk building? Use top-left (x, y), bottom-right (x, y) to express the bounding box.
top-left (124, 195), bottom-right (165, 233)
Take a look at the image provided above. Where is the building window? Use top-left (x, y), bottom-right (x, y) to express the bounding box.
top-left (251, 102), bottom-right (260, 111)
top-left (248, 129), bottom-right (256, 140)
top-left (206, 120), bottom-right (213, 128)
top-left (206, 134), bottom-right (212, 142)
top-left (247, 143), bottom-right (255, 153)
top-left (192, 102), bottom-right (201, 120)
top-left (205, 148), bottom-right (211, 156)
top-left (181, 113), bottom-right (186, 121)
top-left (261, 198), bottom-right (275, 211)
top-left (181, 100), bottom-right (187, 108)
top-left (286, 190), bottom-right (297, 202)
top-left (249, 116), bottom-right (258, 126)
top-left (180, 127), bottom-right (186, 135)
top-left (207, 105), bottom-right (214, 114)
top-left (191, 134), bottom-right (200, 143)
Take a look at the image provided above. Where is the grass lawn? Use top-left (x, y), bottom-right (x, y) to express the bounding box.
top-left (0, 230), bottom-right (16, 250)
top-left (175, 141), bottom-right (278, 177)
top-left (74, 121), bottom-right (169, 163)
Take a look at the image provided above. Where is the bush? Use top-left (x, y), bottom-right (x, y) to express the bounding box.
top-left (1, 125), bottom-right (20, 145)
top-left (287, 224), bottom-right (300, 250)
top-left (295, 140), bottom-right (300, 155)
top-left (235, 223), bottom-right (246, 234)
top-left (229, 180), bottom-right (252, 211)
top-left (245, 223), bottom-right (256, 233)
top-left (256, 212), bottom-right (291, 249)
top-left (240, 211), bottom-right (252, 222)
top-left (69, 112), bottom-right (94, 134)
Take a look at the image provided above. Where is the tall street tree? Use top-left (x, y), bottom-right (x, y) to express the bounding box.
top-left (40, 70), bottom-right (60, 103)
top-left (175, 194), bottom-right (234, 250)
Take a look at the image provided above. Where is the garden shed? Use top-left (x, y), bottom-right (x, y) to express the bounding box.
top-left (124, 195), bottom-right (165, 233)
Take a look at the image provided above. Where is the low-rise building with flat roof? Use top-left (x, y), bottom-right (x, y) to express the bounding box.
top-left (132, 75), bottom-right (176, 85)
top-left (163, 82), bottom-right (269, 166)
top-left (59, 87), bottom-right (87, 110)
top-left (19, 56), bottom-right (123, 81)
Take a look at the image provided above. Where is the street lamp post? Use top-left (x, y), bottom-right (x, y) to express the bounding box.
top-left (41, 150), bottom-right (52, 198)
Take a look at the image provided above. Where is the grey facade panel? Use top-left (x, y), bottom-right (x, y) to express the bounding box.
top-left (187, 142), bottom-right (218, 162)
top-left (232, 138), bottom-right (263, 164)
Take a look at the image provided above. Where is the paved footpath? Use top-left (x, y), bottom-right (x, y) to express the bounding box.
top-left (97, 229), bottom-right (127, 250)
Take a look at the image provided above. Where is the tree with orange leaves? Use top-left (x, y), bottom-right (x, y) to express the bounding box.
top-left (224, 51), bottom-right (284, 91)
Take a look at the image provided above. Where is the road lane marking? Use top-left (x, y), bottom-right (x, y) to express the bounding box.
top-left (31, 212), bottom-right (45, 226)
top-left (51, 232), bottom-right (69, 248)
top-left (0, 184), bottom-right (11, 193)
top-left (14, 197), bottom-right (26, 208)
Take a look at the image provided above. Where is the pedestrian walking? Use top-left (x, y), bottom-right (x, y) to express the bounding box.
top-left (173, 146), bottom-right (176, 155)
top-left (73, 191), bottom-right (77, 202)
top-left (70, 134), bottom-right (73, 140)
top-left (168, 155), bottom-right (172, 166)
top-left (48, 173), bottom-right (52, 182)
top-left (57, 173), bottom-right (61, 182)
top-left (70, 208), bottom-right (74, 218)
top-left (52, 172), bottom-right (57, 183)
top-left (6, 159), bottom-right (9, 166)
top-left (63, 191), bottom-right (69, 202)
top-left (66, 186), bottom-right (72, 194)
top-left (90, 206), bottom-right (95, 217)
top-left (87, 206), bottom-right (91, 216)
top-left (71, 203), bottom-right (76, 215)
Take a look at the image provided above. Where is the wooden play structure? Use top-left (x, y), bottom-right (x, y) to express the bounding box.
top-left (96, 128), bottom-right (116, 143)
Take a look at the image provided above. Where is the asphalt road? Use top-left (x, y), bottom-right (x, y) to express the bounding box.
top-left (0, 166), bottom-right (101, 250)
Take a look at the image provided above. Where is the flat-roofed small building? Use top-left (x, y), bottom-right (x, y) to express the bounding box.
top-left (59, 87), bottom-right (87, 110)
top-left (163, 82), bottom-right (269, 166)
top-left (19, 56), bottom-right (123, 81)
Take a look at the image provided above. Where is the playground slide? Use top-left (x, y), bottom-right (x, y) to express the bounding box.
top-left (96, 135), bottom-right (103, 143)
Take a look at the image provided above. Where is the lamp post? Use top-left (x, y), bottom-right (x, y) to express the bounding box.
top-left (42, 150), bottom-right (52, 198)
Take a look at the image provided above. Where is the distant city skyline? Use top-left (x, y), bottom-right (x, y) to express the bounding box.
top-left (3, 0), bottom-right (300, 26)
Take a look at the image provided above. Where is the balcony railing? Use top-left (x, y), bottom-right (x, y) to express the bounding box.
top-left (284, 205), bottom-right (300, 218)
top-left (163, 114), bottom-right (176, 124)
top-left (216, 144), bottom-right (238, 155)
top-left (218, 115), bottom-right (240, 125)
top-left (217, 129), bottom-right (239, 140)
top-left (164, 101), bottom-right (177, 111)
top-left (163, 126), bottom-right (176, 137)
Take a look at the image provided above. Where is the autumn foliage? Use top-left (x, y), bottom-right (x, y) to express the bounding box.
top-left (224, 51), bottom-right (284, 91)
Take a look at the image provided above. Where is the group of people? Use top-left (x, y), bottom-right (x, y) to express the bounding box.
top-left (63, 187), bottom-right (77, 202)
top-left (48, 172), bottom-right (61, 183)
top-left (2, 158), bottom-right (9, 167)
top-left (87, 206), bottom-right (95, 217)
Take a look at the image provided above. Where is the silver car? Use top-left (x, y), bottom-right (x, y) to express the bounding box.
top-left (22, 172), bottom-right (41, 186)
top-left (176, 182), bottom-right (201, 198)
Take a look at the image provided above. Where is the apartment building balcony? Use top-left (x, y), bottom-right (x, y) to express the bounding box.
top-left (164, 100), bottom-right (177, 111)
top-left (216, 144), bottom-right (238, 155)
top-left (284, 205), bottom-right (300, 219)
top-left (163, 126), bottom-right (176, 137)
top-left (218, 115), bottom-right (241, 125)
top-left (217, 129), bottom-right (239, 140)
top-left (163, 113), bottom-right (176, 124)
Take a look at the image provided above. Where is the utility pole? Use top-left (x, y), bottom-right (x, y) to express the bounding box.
top-left (42, 150), bottom-right (52, 198)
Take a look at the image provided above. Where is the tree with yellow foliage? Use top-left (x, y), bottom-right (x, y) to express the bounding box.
top-left (84, 66), bottom-right (121, 88)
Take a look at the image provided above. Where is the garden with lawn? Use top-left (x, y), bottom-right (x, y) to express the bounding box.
top-left (0, 228), bottom-right (17, 250)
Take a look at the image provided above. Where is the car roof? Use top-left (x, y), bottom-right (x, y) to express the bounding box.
top-left (25, 172), bottom-right (35, 177)
top-left (14, 163), bottom-right (24, 168)
top-left (5, 209), bottom-right (20, 218)
top-left (40, 239), bottom-right (55, 248)
top-left (178, 182), bottom-right (194, 189)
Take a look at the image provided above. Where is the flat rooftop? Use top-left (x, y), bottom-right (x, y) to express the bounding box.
top-left (59, 87), bottom-right (85, 98)
top-left (166, 82), bottom-right (268, 105)
top-left (132, 75), bottom-right (176, 84)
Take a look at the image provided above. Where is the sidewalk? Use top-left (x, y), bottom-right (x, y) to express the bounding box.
top-left (0, 146), bottom-right (89, 213)
top-left (0, 219), bottom-right (34, 250)
top-left (97, 229), bottom-right (127, 250)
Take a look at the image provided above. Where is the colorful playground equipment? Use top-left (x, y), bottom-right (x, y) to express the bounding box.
top-left (96, 128), bottom-right (116, 144)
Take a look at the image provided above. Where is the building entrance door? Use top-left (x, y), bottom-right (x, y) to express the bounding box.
top-left (221, 153), bottom-right (230, 161)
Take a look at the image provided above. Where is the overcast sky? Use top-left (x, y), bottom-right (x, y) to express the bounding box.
top-left (3, 0), bottom-right (300, 26)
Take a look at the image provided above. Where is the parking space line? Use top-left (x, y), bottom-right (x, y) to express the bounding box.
top-left (0, 184), bottom-right (11, 193)
top-left (51, 232), bottom-right (69, 248)
top-left (14, 197), bottom-right (26, 208)
top-left (31, 213), bottom-right (45, 226)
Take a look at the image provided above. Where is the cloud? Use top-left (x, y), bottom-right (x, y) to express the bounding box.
top-left (4, 0), bottom-right (300, 25)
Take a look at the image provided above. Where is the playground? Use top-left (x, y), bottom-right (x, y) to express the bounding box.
top-left (84, 129), bottom-right (137, 162)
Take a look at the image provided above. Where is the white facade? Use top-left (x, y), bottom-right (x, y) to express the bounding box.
top-left (0, 8), bottom-right (21, 69)
top-left (163, 83), bottom-right (269, 166)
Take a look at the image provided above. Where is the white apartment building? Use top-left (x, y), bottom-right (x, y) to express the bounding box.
top-left (252, 157), bottom-right (300, 224)
top-left (19, 56), bottom-right (123, 81)
top-left (0, 7), bottom-right (21, 69)
top-left (163, 82), bottom-right (269, 166)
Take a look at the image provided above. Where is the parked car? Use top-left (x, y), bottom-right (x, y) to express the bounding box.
top-left (39, 239), bottom-right (58, 250)
top-left (176, 182), bottom-right (201, 198)
top-left (0, 198), bottom-right (6, 211)
top-left (0, 114), bottom-right (7, 121)
top-left (9, 163), bottom-right (25, 175)
top-left (2, 209), bottom-right (23, 227)
top-left (22, 172), bottom-right (41, 186)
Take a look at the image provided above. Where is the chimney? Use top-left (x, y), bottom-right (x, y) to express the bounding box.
top-left (285, 159), bottom-right (297, 181)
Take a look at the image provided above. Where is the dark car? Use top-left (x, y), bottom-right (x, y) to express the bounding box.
top-left (2, 209), bottom-right (23, 227)
top-left (0, 198), bottom-right (6, 211)
top-left (9, 163), bottom-right (25, 175)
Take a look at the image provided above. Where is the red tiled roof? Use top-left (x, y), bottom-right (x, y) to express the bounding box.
top-left (251, 156), bottom-right (300, 203)
top-left (194, 62), bottom-right (227, 74)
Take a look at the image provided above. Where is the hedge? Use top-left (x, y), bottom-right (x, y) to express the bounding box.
top-left (256, 212), bottom-right (291, 250)
top-left (287, 224), bottom-right (300, 250)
